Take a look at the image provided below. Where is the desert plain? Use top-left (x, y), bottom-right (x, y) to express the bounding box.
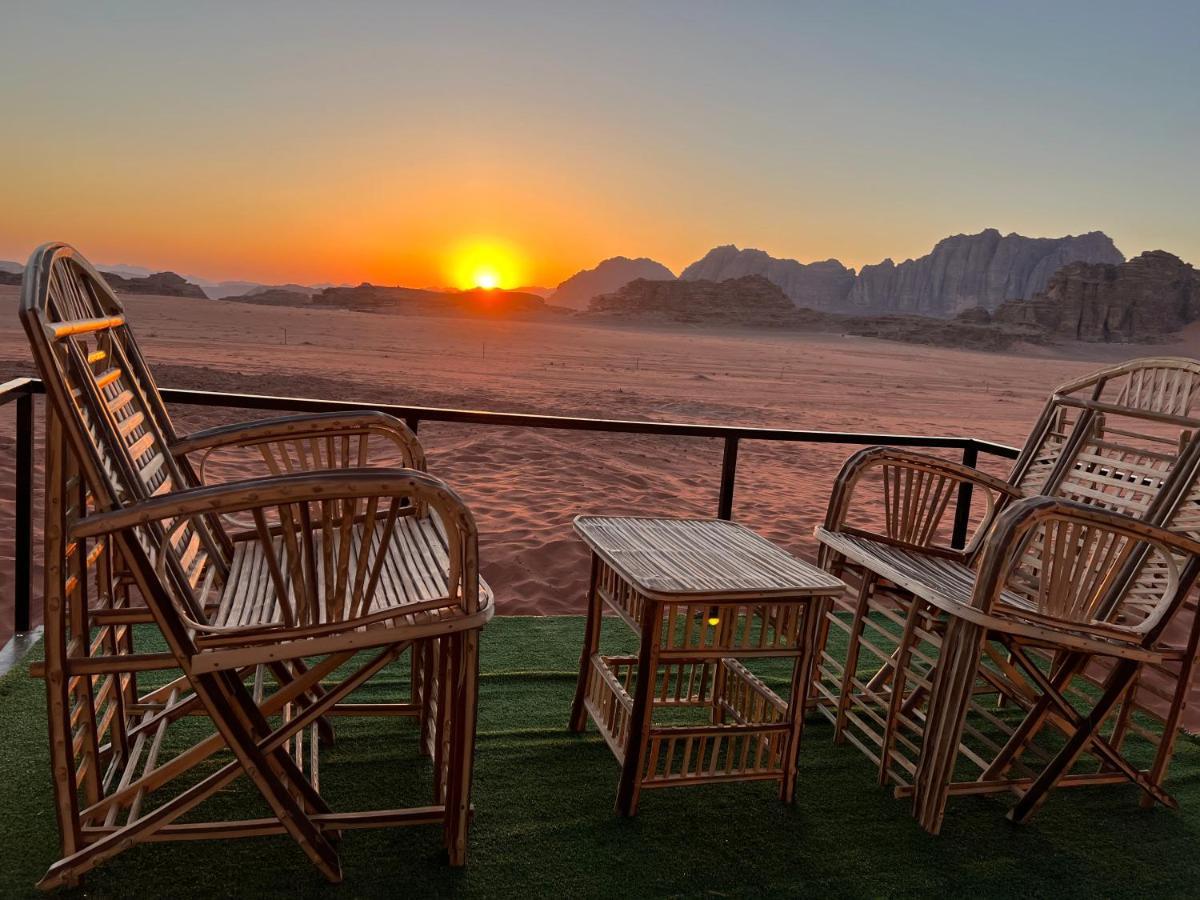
top-left (0, 284), bottom-right (1196, 645)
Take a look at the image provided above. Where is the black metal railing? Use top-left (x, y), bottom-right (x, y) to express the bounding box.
top-left (0, 376), bottom-right (1020, 636)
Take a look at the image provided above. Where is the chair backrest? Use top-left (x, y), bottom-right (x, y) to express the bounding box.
top-left (994, 419), bottom-right (1200, 642)
top-left (21, 243), bottom-right (231, 624)
top-left (1007, 358), bottom-right (1200, 497)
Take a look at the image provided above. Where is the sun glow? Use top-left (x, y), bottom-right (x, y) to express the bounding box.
top-left (445, 238), bottom-right (525, 291)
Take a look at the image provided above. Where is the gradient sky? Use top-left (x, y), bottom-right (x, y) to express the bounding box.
top-left (1, 1), bottom-right (1196, 288)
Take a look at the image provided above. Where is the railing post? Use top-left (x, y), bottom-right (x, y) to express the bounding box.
top-left (405, 415), bottom-right (420, 435)
top-left (15, 392), bottom-right (33, 633)
top-left (717, 436), bottom-right (739, 521)
top-left (951, 441), bottom-right (978, 550)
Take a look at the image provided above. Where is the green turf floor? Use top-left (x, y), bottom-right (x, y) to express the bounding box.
top-left (2, 616), bottom-right (1199, 898)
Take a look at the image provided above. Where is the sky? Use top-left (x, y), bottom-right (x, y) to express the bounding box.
top-left (1, 1), bottom-right (1196, 289)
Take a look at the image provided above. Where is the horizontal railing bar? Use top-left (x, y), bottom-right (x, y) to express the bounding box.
top-left (0, 376), bottom-right (1020, 458)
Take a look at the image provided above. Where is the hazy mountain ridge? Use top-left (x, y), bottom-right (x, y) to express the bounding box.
top-left (681, 246), bottom-right (856, 309)
top-left (549, 256), bottom-right (676, 309)
top-left (549, 229), bottom-right (1125, 316)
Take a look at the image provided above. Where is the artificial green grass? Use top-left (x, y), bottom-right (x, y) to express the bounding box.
top-left (2, 616), bottom-right (1199, 898)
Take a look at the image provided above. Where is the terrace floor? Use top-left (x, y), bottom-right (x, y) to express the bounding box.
top-left (1, 616), bottom-right (1199, 898)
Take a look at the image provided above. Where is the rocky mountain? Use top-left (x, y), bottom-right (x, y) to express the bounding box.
top-left (0, 270), bottom-right (21, 286)
top-left (0, 260), bottom-right (22, 274)
top-left (590, 274), bottom-right (795, 323)
top-left (549, 257), bottom-right (675, 309)
top-left (846, 229), bottom-right (1124, 316)
top-left (680, 246), bottom-right (856, 309)
top-left (993, 250), bottom-right (1200, 342)
top-left (101, 270), bottom-right (209, 298)
top-left (676, 230), bottom-right (1125, 318)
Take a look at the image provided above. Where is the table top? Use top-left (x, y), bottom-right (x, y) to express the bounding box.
top-left (573, 515), bottom-right (845, 600)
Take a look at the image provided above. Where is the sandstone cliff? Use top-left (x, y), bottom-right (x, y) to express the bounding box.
top-left (846, 229), bottom-right (1124, 316)
top-left (677, 230), bottom-right (1124, 317)
top-left (993, 250), bottom-right (1200, 342)
top-left (549, 256), bottom-right (675, 309)
top-left (680, 245), bottom-right (856, 309)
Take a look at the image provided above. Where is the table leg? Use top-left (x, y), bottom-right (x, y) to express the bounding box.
top-left (568, 553), bottom-right (602, 733)
top-left (781, 598), bottom-right (822, 804)
top-left (616, 599), bottom-right (659, 817)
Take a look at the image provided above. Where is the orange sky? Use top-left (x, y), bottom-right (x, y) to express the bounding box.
top-left (1, 5), bottom-right (1195, 289)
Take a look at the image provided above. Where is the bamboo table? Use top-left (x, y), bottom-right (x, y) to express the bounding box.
top-left (568, 516), bottom-right (846, 815)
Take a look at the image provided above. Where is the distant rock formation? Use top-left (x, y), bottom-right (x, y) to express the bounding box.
top-left (680, 246), bottom-right (856, 309)
top-left (994, 250), bottom-right (1200, 342)
top-left (0, 270), bottom-right (21, 286)
top-left (0, 260), bottom-right (22, 275)
top-left (846, 229), bottom-right (1124, 316)
top-left (591, 275), bottom-right (798, 323)
top-left (201, 281), bottom-right (318, 300)
top-left (223, 288), bottom-right (316, 307)
top-left (308, 283), bottom-right (556, 318)
top-left (549, 257), bottom-right (675, 309)
top-left (101, 270), bottom-right (208, 298)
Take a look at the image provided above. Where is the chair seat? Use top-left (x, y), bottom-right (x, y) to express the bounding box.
top-left (815, 527), bottom-right (1163, 658)
top-left (815, 527), bottom-right (982, 608)
top-left (211, 513), bottom-right (493, 631)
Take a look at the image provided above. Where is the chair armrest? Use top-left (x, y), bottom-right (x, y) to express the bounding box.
top-left (171, 411), bottom-right (426, 482)
top-left (972, 496), bottom-right (1200, 641)
top-left (72, 469), bottom-right (483, 634)
top-left (822, 446), bottom-right (1022, 557)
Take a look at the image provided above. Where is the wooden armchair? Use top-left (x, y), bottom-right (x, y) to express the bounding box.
top-left (814, 357), bottom-right (1200, 831)
top-left (21, 243), bottom-right (493, 888)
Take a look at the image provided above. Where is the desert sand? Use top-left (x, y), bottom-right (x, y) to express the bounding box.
top-left (0, 284), bottom-right (1196, 644)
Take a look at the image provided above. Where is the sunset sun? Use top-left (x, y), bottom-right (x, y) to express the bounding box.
top-left (446, 237), bottom-right (525, 291)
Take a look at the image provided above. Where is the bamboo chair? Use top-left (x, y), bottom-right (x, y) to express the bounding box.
top-left (814, 358), bottom-right (1200, 831)
top-left (21, 243), bottom-right (493, 888)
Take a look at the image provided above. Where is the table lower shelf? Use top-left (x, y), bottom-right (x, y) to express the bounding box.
top-left (583, 653), bottom-right (794, 788)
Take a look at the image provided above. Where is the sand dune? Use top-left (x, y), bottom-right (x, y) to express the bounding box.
top-left (1, 285), bottom-right (1192, 642)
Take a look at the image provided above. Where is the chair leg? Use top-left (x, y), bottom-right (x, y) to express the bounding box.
top-left (197, 671), bottom-right (343, 882)
top-left (911, 617), bottom-right (987, 835)
top-left (981, 652), bottom-right (1083, 781)
top-left (444, 629), bottom-right (481, 866)
top-left (1008, 660), bottom-right (1138, 825)
top-left (834, 572), bottom-right (877, 743)
top-left (880, 597), bottom-right (922, 786)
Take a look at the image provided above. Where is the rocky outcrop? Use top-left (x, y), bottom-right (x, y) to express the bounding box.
top-left (0, 271), bottom-right (21, 286)
top-left (846, 229), bottom-right (1124, 316)
top-left (101, 270), bottom-right (209, 298)
top-left (588, 274), bottom-right (1046, 350)
top-left (994, 250), bottom-right (1200, 342)
top-left (680, 245), bottom-right (855, 309)
top-left (590, 275), bottom-right (795, 323)
top-left (549, 257), bottom-right (675, 309)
